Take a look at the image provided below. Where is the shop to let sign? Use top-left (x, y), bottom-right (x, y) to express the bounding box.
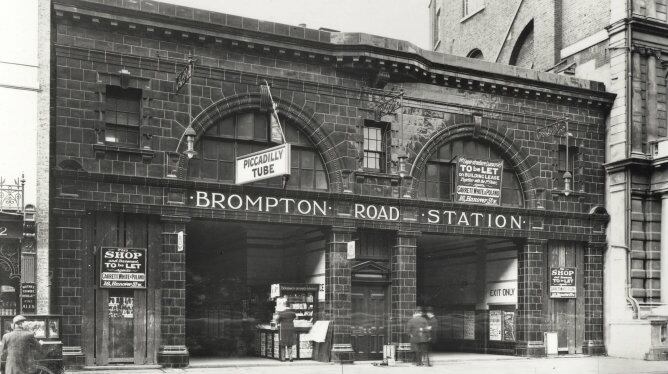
top-left (235, 143), bottom-right (291, 185)
top-left (99, 247), bottom-right (146, 289)
top-left (455, 157), bottom-right (504, 206)
top-left (550, 267), bottom-right (576, 298)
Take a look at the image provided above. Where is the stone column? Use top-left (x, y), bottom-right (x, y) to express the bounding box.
top-left (325, 226), bottom-right (355, 362)
top-left (661, 195), bottom-right (668, 304)
top-left (516, 238), bottom-right (546, 357)
top-left (391, 230), bottom-right (419, 360)
top-left (157, 215), bottom-right (189, 368)
top-left (583, 241), bottom-right (605, 355)
top-left (631, 51), bottom-right (644, 154)
top-left (647, 52), bottom-right (658, 143)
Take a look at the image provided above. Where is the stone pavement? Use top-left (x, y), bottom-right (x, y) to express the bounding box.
top-left (68, 354), bottom-right (668, 374)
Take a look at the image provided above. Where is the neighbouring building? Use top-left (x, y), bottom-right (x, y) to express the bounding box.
top-left (428, 0), bottom-right (668, 360)
top-left (50, 0), bottom-right (614, 368)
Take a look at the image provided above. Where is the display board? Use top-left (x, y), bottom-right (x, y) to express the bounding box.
top-left (550, 267), bottom-right (576, 298)
top-left (99, 247), bottom-right (147, 289)
top-left (489, 310), bottom-right (503, 341)
top-left (455, 157), bottom-right (504, 206)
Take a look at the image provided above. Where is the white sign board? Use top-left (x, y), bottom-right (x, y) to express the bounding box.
top-left (177, 231), bottom-right (184, 252)
top-left (346, 241), bottom-right (356, 260)
top-left (235, 143), bottom-right (291, 185)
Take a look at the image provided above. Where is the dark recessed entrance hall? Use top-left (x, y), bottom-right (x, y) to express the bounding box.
top-left (417, 234), bottom-right (520, 355)
top-left (185, 220), bottom-right (326, 358)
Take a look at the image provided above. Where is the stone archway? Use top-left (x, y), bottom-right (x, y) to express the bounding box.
top-left (173, 93), bottom-right (346, 191)
top-left (406, 121), bottom-right (541, 207)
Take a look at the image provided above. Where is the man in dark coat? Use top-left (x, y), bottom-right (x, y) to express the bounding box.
top-left (406, 308), bottom-right (429, 366)
top-left (424, 307), bottom-right (437, 367)
top-left (276, 301), bottom-right (297, 362)
top-left (1, 315), bottom-right (41, 374)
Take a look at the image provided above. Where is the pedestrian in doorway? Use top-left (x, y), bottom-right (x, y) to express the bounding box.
top-left (407, 308), bottom-right (429, 366)
top-left (1, 315), bottom-right (42, 374)
top-left (276, 298), bottom-right (297, 362)
top-left (424, 307), bottom-right (437, 367)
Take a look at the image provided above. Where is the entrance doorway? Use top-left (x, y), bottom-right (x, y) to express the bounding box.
top-left (84, 213), bottom-right (159, 365)
top-left (185, 221), bottom-right (326, 359)
top-left (417, 234), bottom-right (519, 355)
top-left (547, 241), bottom-right (584, 354)
top-left (351, 283), bottom-right (388, 360)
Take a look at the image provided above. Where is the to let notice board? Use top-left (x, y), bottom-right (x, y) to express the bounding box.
top-left (99, 247), bottom-right (147, 289)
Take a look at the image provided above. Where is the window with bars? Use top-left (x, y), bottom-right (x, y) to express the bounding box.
top-left (188, 112), bottom-right (328, 191)
top-left (104, 86), bottom-right (141, 147)
top-left (419, 139), bottom-right (523, 207)
top-left (363, 124), bottom-right (387, 172)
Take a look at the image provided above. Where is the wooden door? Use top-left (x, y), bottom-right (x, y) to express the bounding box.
top-left (89, 214), bottom-right (152, 365)
top-left (547, 241), bottom-right (584, 354)
top-left (351, 283), bottom-right (388, 360)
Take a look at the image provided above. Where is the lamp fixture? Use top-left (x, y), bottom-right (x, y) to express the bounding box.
top-left (183, 126), bottom-right (197, 159)
top-left (397, 154), bottom-right (408, 179)
top-left (562, 170), bottom-right (572, 196)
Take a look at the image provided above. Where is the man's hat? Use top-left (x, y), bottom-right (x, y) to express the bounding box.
top-left (12, 315), bottom-right (26, 325)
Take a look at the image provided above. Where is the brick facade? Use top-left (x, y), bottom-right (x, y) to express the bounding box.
top-left (50, 0), bottom-right (614, 367)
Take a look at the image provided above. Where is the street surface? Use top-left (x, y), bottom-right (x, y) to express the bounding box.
top-left (68, 355), bottom-right (668, 374)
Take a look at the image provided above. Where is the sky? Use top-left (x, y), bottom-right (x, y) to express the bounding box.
top-left (157, 0), bottom-right (431, 49)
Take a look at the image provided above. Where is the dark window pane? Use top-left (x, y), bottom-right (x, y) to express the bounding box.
top-left (237, 113), bottom-right (253, 138)
top-left (188, 159), bottom-right (200, 178)
top-left (291, 149), bottom-right (299, 167)
top-left (315, 157), bottom-right (325, 171)
top-left (301, 151), bottom-right (314, 169)
top-left (285, 123), bottom-right (299, 143)
top-left (220, 161), bottom-right (234, 181)
top-left (254, 113), bottom-right (268, 141)
top-left (426, 182), bottom-right (438, 198)
top-left (201, 160), bottom-right (217, 179)
top-left (438, 144), bottom-right (451, 160)
top-left (237, 143), bottom-right (251, 157)
top-left (202, 139), bottom-right (218, 159)
top-left (316, 171), bottom-right (327, 190)
top-left (301, 170), bottom-right (314, 189)
top-left (288, 169), bottom-right (299, 188)
top-left (219, 142), bottom-right (234, 161)
top-left (427, 163), bottom-right (439, 179)
top-left (219, 117), bottom-right (234, 136)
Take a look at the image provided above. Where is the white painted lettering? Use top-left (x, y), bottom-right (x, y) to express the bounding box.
top-left (280, 198), bottom-right (295, 213)
top-left (495, 215), bottom-right (507, 228)
top-left (297, 200), bottom-right (312, 215)
top-left (246, 196), bottom-right (262, 211)
top-left (265, 197), bottom-right (279, 211)
top-left (427, 210), bottom-right (440, 224)
top-left (196, 191), bottom-right (210, 207)
top-left (313, 201), bottom-right (327, 216)
top-left (212, 193), bottom-right (225, 209)
top-left (390, 206), bottom-right (400, 221)
top-left (511, 216), bottom-right (522, 229)
top-left (457, 212), bottom-right (470, 226)
top-left (354, 204), bottom-right (366, 219)
top-left (227, 194), bottom-right (243, 209)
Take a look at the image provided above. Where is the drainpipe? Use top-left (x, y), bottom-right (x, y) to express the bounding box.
top-left (624, 0), bottom-right (640, 319)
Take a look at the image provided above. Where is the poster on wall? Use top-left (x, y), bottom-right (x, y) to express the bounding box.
top-left (99, 247), bottom-right (146, 289)
top-left (463, 311), bottom-right (476, 340)
top-left (503, 311), bottom-right (515, 341)
top-left (455, 157), bottom-right (504, 206)
top-left (489, 310), bottom-right (503, 341)
top-left (550, 267), bottom-right (576, 298)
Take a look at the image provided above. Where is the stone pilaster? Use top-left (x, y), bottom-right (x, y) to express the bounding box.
top-left (516, 238), bottom-right (546, 357)
top-left (583, 241), bottom-right (605, 355)
top-left (157, 215), bottom-right (189, 368)
top-left (392, 230), bottom-right (419, 360)
top-left (325, 226), bottom-right (355, 363)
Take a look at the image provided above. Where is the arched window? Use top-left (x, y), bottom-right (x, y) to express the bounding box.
top-left (509, 20), bottom-right (534, 68)
top-left (418, 138), bottom-right (523, 207)
top-left (188, 111), bottom-right (328, 191)
top-left (467, 49), bottom-right (484, 59)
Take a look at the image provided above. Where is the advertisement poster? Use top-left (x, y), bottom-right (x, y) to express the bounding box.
top-left (503, 311), bottom-right (515, 341)
top-left (455, 157), bottom-right (504, 206)
top-left (463, 311), bottom-right (476, 340)
top-left (99, 247), bottom-right (146, 289)
top-left (489, 310), bottom-right (502, 341)
top-left (550, 267), bottom-right (576, 298)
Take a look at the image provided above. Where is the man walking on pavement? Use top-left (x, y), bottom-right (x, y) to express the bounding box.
top-left (1, 315), bottom-right (42, 374)
top-left (407, 307), bottom-right (429, 366)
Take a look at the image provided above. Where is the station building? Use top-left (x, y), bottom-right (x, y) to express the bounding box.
top-left (50, 0), bottom-right (614, 367)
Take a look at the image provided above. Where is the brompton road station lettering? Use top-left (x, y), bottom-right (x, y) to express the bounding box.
top-left (193, 191), bottom-right (525, 230)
